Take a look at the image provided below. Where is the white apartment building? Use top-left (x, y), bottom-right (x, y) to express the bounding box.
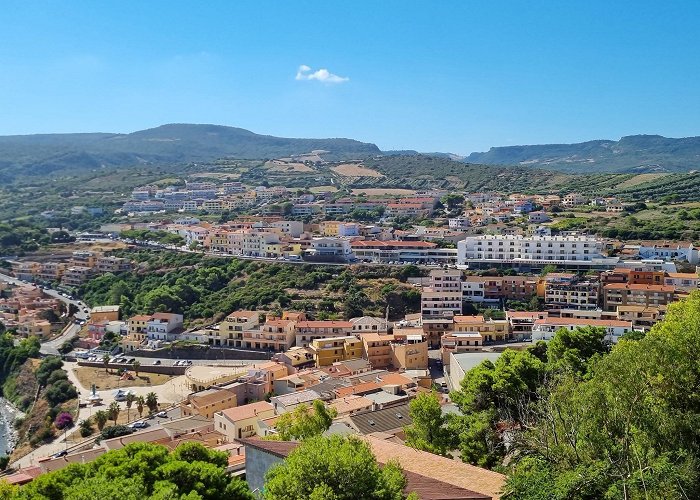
top-left (306, 238), bottom-right (354, 260)
top-left (243, 232), bottom-right (280, 257)
top-left (428, 269), bottom-right (462, 293)
top-left (457, 234), bottom-right (617, 268)
top-left (531, 317), bottom-right (633, 344)
top-left (448, 217), bottom-right (471, 230)
top-left (420, 287), bottom-right (462, 318)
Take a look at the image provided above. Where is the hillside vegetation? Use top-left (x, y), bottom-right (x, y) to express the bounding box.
top-left (0, 124), bottom-right (380, 180)
top-left (467, 134), bottom-right (700, 173)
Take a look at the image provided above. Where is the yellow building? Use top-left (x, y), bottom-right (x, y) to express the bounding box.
top-left (453, 315), bottom-right (510, 342)
top-left (309, 336), bottom-right (363, 367)
top-left (180, 387), bottom-right (238, 419)
top-left (319, 221), bottom-right (342, 236)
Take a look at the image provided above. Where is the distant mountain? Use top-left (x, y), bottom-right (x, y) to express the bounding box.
top-left (0, 124), bottom-right (381, 177)
top-left (466, 135), bottom-right (700, 173)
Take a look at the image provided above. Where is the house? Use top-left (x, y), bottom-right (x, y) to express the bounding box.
top-left (527, 211), bottom-right (551, 223)
top-left (214, 401), bottom-right (275, 441)
top-left (146, 313), bottom-right (184, 341)
top-left (270, 389), bottom-right (321, 413)
top-left (506, 311), bottom-right (549, 340)
top-left (180, 387), bottom-right (238, 419)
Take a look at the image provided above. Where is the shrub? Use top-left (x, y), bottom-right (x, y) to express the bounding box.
top-left (100, 425), bottom-right (133, 440)
top-left (55, 412), bottom-right (74, 430)
top-left (44, 380), bottom-right (77, 406)
top-left (79, 419), bottom-right (93, 437)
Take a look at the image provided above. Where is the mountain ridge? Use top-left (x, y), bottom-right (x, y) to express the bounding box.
top-left (465, 134), bottom-right (700, 173)
top-left (0, 123), bottom-right (381, 177)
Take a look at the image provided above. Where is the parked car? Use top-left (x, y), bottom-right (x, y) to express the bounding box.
top-left (156, 411), bottom-right (168, 418)
top-left (129, 421), bottom-right (148, 429)
top-left (152, 360), bottom-right (161, 365)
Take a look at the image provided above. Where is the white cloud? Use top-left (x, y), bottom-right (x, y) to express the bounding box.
top-left (295, 65), bottom-right (349, 83)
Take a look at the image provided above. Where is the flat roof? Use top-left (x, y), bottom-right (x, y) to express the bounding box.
top-left (451, 352), bottom-right (502, 373)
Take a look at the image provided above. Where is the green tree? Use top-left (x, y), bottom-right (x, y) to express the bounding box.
top-left (146, 392), bottom-right (158, 414)
top-left (108, 401), bottom-right (120, 425)
top-left (79, 419), bottom-right (93, 438)
top-left (132, 360), bottom-right (141, 377)
top-left (272, 400), bottom-right (337, 441)
top-left (102, 353), bottom-right (110, 373)
top-left (404, 392), bottom-right (454, 456)
top-left (125, 393), bottom-right (135, 422)
top-left (11, 442), bottom-right (253, 500)
top-left (263, 436), bottom-right (407, 500)
top-left (136, 396), bottom-right (145, 418)
top-left (546, 325), bottom-right (609, 375)
top-left (94, 410), bottom-right (108, 431)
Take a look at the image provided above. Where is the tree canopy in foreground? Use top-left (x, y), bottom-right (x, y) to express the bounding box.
top-left (2, 442), bottom-right (253, 500)
top-left (263, 435), bottom-right (415, 500)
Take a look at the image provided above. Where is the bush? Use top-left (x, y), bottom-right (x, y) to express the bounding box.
top-left (55, 412), bottom-right (74, 430)
top-left (44, 379), bottom-right (78, 406)
top-left (46, 369), bottom-right (68, 385)
top-left (79, 419), bottom-right (93, 437)
top-left (36, 357), bottom-right (64, 385)
top-left (100, 425), bottom-right (133, 440)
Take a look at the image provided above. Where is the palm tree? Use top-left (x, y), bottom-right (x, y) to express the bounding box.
top-left (136, 395), bottom-right (145, 418)
top-left (102, 353), bottom-right (110, 373)
top-left (125, 393), bottom-right (136, 421)
top-left (94, 410), bottom-right (108, 431)
top-left (108, 401), bottom-right (120, 425)
top-left (132, 360), bottom-right (141, 378)
top-left (146, 392), bottom-right (158, 414)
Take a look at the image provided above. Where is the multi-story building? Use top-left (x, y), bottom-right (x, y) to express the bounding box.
top-left (243, 319), bottom-right (297, 351)
top-left (663, 272), bottom-right (700, 290)
top-left (457, 234), bottom-right (617, 269)
top-left (146, 313), bottom-right (184, 341)
top-left (351, 240), bottom-right (455, 264)
top-left (602, 283), bottom-right (676, 312)
top-left (180, 387), bottom-right (238, 419)
top-left (61, 266), bottom-right (93, 287)
top-left (440, 331), bottom-right (484, 364)
top-left (448, 217), bottom-right (471, 230)
top-left (638, 242), bottom-right (699, 264)
top-left (390, 329), bottom-right (429, 370)
top-left (350, 316), bottom-right (391, 334)
top-left (214, 310), bottom-right (261, 347)
top-left (38, 262), bottom-right (67, 282)
top-left (95, 256), bottom-right (133, 273)
top-left (532, 317), bottom-right (634, 343)
top-left (9, 261), bottom-right (41, 280)
top-left (71, 251), bottom-right (97, 268)
top-left (506, 311), bottom-right (549, 340)
top-left (421, 287), bottom-right (462, 319)
top-left (542, 274), bottom-right (599, 310)
top-left (428, 268), bottom-right (462, 293)
top-left (309, 336), bottom-right (364, 366)
top-left (295, 321), bottom-right (354, 347)
top-left (214, 401), bottom-right (275, 441)
top-left (453, 315), bottom-right (510, 342)
top-left (305, 238), bottom-right (354, 261)
top-left (616, 305), bottom-right (666, 331)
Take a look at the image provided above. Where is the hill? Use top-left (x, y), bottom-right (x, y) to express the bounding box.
top-left (0, 124), bottom-right (381, 179)
top-left (361, 154), bottom-right (571, 191)
top-left (466, 134), bottom-right (700, 173)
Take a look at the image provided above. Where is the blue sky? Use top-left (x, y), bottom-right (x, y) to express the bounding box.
top-left (1, 1), bottom-right (699, 154)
